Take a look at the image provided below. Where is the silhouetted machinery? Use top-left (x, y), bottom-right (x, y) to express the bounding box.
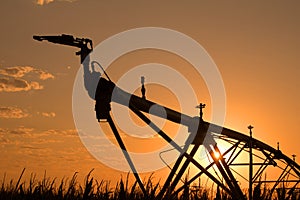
top-left (33, 34), bottom-right (93, 63)
top-left (34, 34), bottom-right (300, 200)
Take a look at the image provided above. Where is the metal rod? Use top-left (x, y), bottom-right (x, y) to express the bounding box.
top-left (286, 181), bottom-right (300, 200)
top-left (207, 145), bottom-right (245, 200)
top-left (106, 114), bottom-right (147, 195)
top-left (174, 141), bottom-right (240, 196)
top-left (228, 144), bottom-right (247, 165)
top-left (128, 104), bottom-right (187, 199)
top-left (226, 141), bottom-right (241, 164)
top-left (230, 163), bottom-right (274, 166)
top-left (168, 142), bottom-right (201, 194)
top-left (253, 180), bottom-right (300, 183)
top-left (128, 105), bottom-right (232, 197)
top-left (248, 125), bottom-right (253, 200)
top-left (104, 79), bottom-right (300, 175)
top-left (213, 145), bottom-right (245, 199)
top-left (252, 151), bottom-right (275, 183)
top-left (268, 164), bottom-right (290, 199)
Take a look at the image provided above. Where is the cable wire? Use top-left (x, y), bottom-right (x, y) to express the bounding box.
top-left (91, 61), bottom-right (111, 82)
top-left (159, 145), bottom-right (186, 183)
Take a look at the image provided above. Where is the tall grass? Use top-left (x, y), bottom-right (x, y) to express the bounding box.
top-left (0, 168), bottom-right (299, 200)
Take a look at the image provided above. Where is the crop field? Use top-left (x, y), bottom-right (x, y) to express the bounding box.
top-left (1, 168), bottom-right (299, 200)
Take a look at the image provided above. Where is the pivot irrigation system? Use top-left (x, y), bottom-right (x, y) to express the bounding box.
top-left (33, 34), bottom-right (300, 200)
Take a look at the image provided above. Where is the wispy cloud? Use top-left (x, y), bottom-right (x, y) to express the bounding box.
top-left (0, 66), bottom-right (34, 78)
top-left (36, 0), bottom-right (77, 6)
top-left (41, 112), bottom-right (56, 118)
top-left (0, 66), bottom-right (54, 80)
top-left (37, 70), bottom-right (55, 80)
top-left (0, 106), bottom-right (30, 119)
top-left (0, 127), bottom-right (78, 143)
top-left (0, 106), bottom-right (59, 120)
top-left (9, 126), bottom-right (34, 135)
top-left (2, 127), bottom-right (77, 137)
top-left (0, 77), bottom-right (43, 92)
top-left (0, 127), bottom-right (89, 170)
top-left (36, 0), bottom-right (54, 5)
top-left (42, 129), bottom-right (78, 137)
top-left (0, 66), bottom-right (54, 92)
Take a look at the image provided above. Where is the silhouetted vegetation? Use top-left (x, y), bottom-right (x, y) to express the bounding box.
top-left (0, 168), bottom-right (299, 200)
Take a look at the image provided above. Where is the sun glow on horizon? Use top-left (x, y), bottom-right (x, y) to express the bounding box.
top-left (213, 151), bottom-right (221, 159)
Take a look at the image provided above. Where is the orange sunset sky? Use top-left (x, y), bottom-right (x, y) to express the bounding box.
top-left (0, 0), bottom-right (299, 185)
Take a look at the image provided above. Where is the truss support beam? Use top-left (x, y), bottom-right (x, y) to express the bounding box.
top-left (106, 114), bottom-right (147, 195)
top-left (128, 105), bottom-right (232, 199)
